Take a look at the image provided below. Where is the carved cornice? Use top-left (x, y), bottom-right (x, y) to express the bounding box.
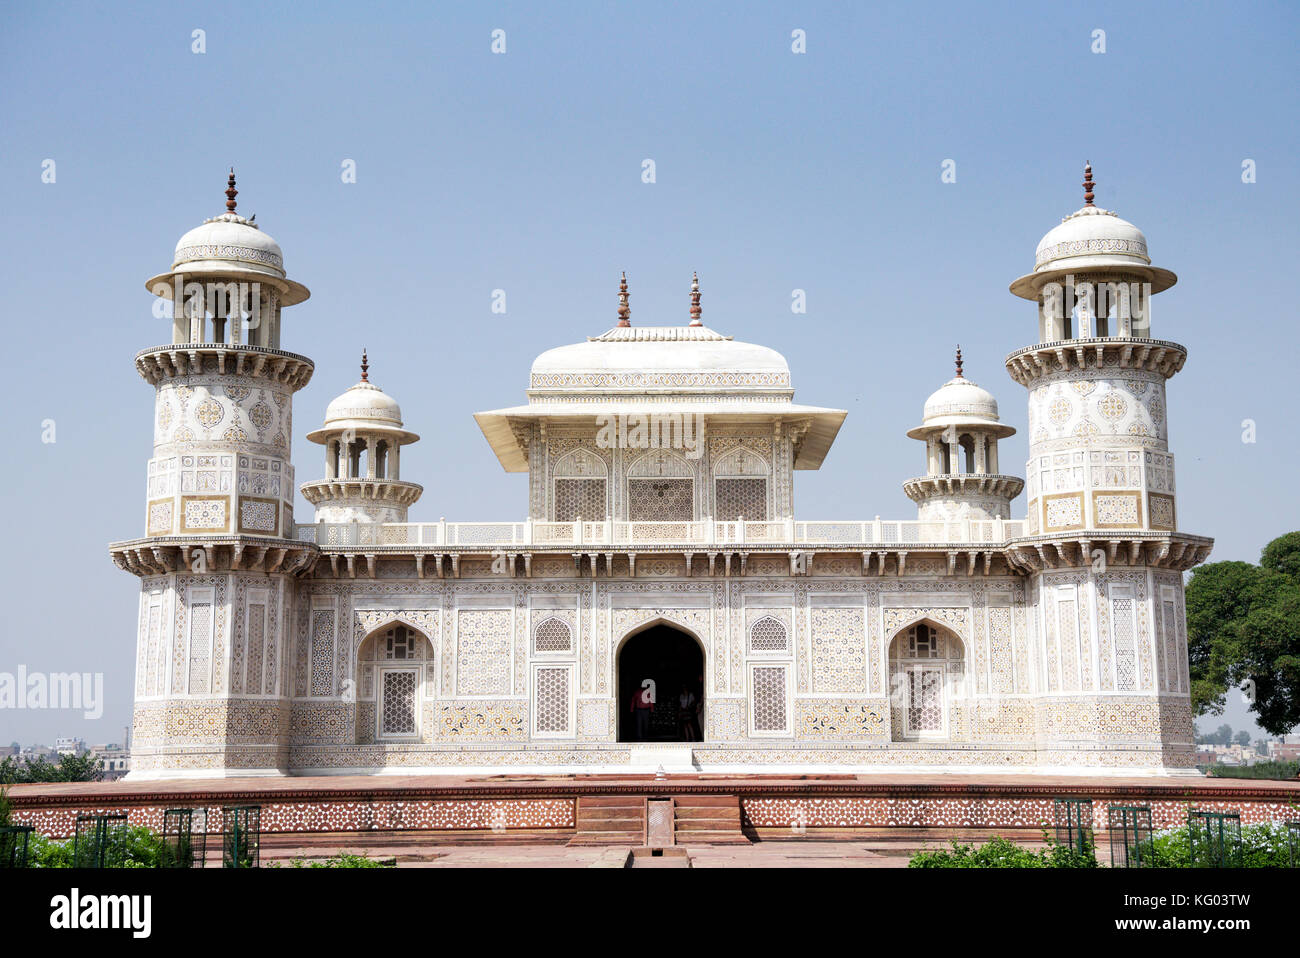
top-left (136, 344), bottom-right (314, 391)
top-left (1004, 338), bottom-right (1186, 388)
top-left (109, 535), bottom-right (319, 578)
top-left (903, 474), bottom-right (1024, 504)
top-left (1003, 532), bottom-right (1213, 574)
top-left (299, 479), bottom-right (424, 507)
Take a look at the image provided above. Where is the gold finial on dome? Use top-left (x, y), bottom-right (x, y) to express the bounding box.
top-left (617, 272), bottom-right (631, 327)
top-left (955, 344), bottom-right (964, 378)
top-left (1082, 162), bottom-right (1095, 207)
top-left (360, 348), bottom-right (369, 383)
top-left (689, 271), bottom-right (703, 326)
top-left (225, 168), bottom-right (238, 214)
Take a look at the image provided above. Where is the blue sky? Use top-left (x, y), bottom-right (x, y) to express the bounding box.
top-left (1, 1), bottom-right (1296, 744)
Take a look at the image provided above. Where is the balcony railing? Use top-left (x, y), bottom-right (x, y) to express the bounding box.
top-left (292, 517), bottom-right (1026, 548)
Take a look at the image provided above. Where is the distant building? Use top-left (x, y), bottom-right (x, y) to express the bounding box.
top-left (53, 737), bottom-right (83, 756)
top-left (88, 743), bottom-right (131, 780)
top-left (1268, 741), bottom-right (1300, 763)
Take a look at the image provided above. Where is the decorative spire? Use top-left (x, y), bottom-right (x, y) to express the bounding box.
top-left (225, 168), bottom-right (238, 214)
top-left (688, 271), bottom-right (703, 326)
top-left (360, 348), bottom-right (369, 383)
top-left (955, 344), bottom-right (964, 378)
top-left (1082, 162), bottom-right (1095, 207)
top-left (617, 272), bottom-right (631, 327)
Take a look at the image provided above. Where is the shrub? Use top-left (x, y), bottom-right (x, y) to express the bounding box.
top-left (29, 825), bottom-right (170, 868)
top-left (1205, 761), bottom-right (1299, 781)
top-left (909, 835), bottom-right (1096, 868)
top-left (273, 851), bottom-right (393, 868)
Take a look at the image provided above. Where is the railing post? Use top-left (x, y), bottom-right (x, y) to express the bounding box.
top-left (994, 516), bottom-right (1004, 541)
top-left (439, 516), bottom-right (447, 547)
top-left (873, 516), bottom-right (882, 543)
top-left (737, 515), bottom-right (746, 544)
top-left (962, 517), bottom-right (972, 542)
top-left (524, 515), bottom-right (533, 546)
top-left (605, 517), bottom-right (613, 545)
top-left (786, 516), bottom-right (795, 540)
top-left (576, 515), bottom-right (583, 546)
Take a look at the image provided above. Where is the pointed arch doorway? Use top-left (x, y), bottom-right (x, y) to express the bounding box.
top-left (617, 623), bottom-right (705, 743)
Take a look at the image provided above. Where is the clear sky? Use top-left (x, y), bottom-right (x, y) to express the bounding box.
top-left (1, 1), bottom-right (1296, 745)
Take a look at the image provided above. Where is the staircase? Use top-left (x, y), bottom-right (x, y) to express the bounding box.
top-left (567, 795), bottom-right (647, 846)
top-left (671, 795), bottom-right (750, 845)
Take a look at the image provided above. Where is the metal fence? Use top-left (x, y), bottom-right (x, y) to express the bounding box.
top-left (0, 825), bottom-right (34, 868)
top-left (162, 808), bottom-right (207, 868)
top-left (73, 813), bottom-right (129, 869)
top-left (1187, 809), bottom-right (1242, 868)
top-left (221, 805), bottom-right (260, 869)
top-left (1053, 797), bottom-right (1094, 856)
top-left (1107, 804), bottom-right (1154, 868)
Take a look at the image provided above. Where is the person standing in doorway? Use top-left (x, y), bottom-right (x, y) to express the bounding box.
top-left (677, 686), bottom-right (699, 741)
top-left (630, 680), bottom-right (654, 741)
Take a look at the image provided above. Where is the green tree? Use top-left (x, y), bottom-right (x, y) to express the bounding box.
top-left (0, 752), bottom-right (102, 784)
top-left (1233, 730), bottom-right (1252, 747)
top-left (1187, 532), bottom-right (1300, 737)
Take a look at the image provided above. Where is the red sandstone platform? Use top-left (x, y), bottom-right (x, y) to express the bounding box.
top-left (9, 772), bottom-right (1299, 847)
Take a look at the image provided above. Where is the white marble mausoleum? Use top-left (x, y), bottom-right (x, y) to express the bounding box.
top-left (113, 168), bottom-right (1211, 778)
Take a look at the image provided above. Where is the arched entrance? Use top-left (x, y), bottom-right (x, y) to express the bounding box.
top-left (887, 620), bottom-right (966, 741)
top-left (617, 623), bottom-right (705, 743)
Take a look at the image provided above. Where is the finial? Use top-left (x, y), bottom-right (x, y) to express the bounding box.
top-left (225, 168), bottom-right (238, 213)
top-left (955, 345), bottom-right (964, 378)
top-left (360, 348), bottom-right (369, 382)
top-left (688, 271), bottom-right (703, 326)
top-left (1082, 162), bottom-right (1095, 207)
top-left (617, 271), bottom-right (631, 327)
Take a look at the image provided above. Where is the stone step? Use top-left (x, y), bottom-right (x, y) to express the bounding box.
top-left (672, 830), bottom-right (751, 845)
top-left (568, 831), bottom-right (645, 846)
top-left (674, 806), bottom-right (741, 821)
top-left (676, 819), bottom-right (741, 832)
top-left (672, 795), bottom-right (739, 807)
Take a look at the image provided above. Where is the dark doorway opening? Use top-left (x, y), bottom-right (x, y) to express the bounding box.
top-left (618, 625), bottom-right (705, 743)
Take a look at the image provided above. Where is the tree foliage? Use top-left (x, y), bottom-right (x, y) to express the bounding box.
top-left (1187, 532), bottom-right (1300, 736)
top-left (0, 752), bottom-right (103, 785)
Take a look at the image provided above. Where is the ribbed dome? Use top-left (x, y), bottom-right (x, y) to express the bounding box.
top-left (306, 362), bottom-right (420, 446)
top-left (1033, 205), bottom-right (1150, 273)
top-left (906, 365), bottom-right (1015, 441)
top-left (529, 326), bottom-right (791, 392)
top-left (173, 213), bottom-right (287, 279)
top-left (323, 381), bottom-right (403, 428)
top-left (1010, 167), bottom-right (1177, 300)
top-left (922, 376), bottom-right (1000, 426)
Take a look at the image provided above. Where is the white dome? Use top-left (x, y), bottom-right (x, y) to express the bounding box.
top-left (529, 326), bottom-right (791, 393)
top-left (923, 376), bottom-right (1000, 425)
top-left (1033, 205), bottom-right (1150, 273)
top-left (173, 213), bottom-right (287, 279)
top-left (906, 370), bottom-right (1015, 440)
top-left (324, 381), bottom-right (403, 427)
top-left (1010, 169), bottom-right (1177, 300)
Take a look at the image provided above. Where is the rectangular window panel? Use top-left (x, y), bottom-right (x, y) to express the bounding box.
top-left (381, 670), bottom-right (417, 736)
top-left (628, 478), bottom-right (693, 521)
top-left (715, 477), bottom-right (767, 522)
top-left (554, 478), bottom-right (606, 522)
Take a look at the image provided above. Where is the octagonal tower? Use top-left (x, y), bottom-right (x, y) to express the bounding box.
top-left (1005, 166), bottom-right (1211, 772)
top-left (112, 173), bottom-right (317, 778)
top-left (302, 351), bottom-right (423, 525)
top-left (903, 348), bottom-right (1022, 522)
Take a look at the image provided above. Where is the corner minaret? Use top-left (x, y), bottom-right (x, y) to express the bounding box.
top-left (112, 173), bottom-right (317, 778)
top-left (903, 347), bottom-right (1022, 521)
top-left (1007, 164), bottom-right (1185, 535)
top-left (302, 351), bottom-right (423, 523)
top-left (1004, 167), bottom-right (1212, 772)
